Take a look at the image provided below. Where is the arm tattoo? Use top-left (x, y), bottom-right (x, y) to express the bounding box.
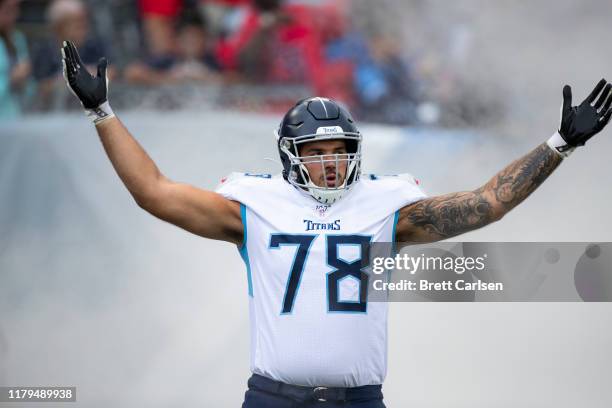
top-left (403, 187), bottom-right (493, 239)
top-left (400, 143), bottom-right (562, 242)
top-left (489, 143), bottom-right (561, 210)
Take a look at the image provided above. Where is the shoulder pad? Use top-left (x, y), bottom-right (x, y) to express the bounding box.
top-left (243, 172), bottom-right (273, 179)
top-left (365, 173), bottom-right (421, 186)
top-left (216, 172), bottom-right (275, 190)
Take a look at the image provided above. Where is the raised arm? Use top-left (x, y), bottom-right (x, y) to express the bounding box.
top-left (61, 41), bottom-right (243, 245)
top-left (396, 79), bottom-right (612, 243)
top-left (396, 143), bottom-right (560, 242)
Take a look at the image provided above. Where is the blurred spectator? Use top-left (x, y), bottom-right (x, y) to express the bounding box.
top-left (139, 0), bottom-right (250, 42)
top-left (31, 0), bottom-right (113, 110)
top-left (359, 35), bottom-right (422, 123)
top-left (0, 0), bottom-right (31, 118)
top-left (317, 4), bottom-right (420, 123)
top-left (215, 0), bottom-right (354, 102)
top-left (124, 12), bottom-right (220, 85)
top-left (199, 0), bottom-right (251, 38)
top-left (138, 0), bottom-right (181, 60)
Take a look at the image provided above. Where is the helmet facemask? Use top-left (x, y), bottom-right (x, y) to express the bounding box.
top-left (276, 130), bottom-right (362, 204)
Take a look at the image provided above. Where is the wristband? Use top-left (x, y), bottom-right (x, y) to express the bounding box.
top-left (546, 131), bottom-right (575, 158)
top-left (85, 101), bottom-right (115, 126)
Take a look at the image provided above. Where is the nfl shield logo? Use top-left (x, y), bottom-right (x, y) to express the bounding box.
top-left (315, 205), bottom-right (330, 218)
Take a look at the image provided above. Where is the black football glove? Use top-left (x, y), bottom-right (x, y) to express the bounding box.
top-left (548, 79), bottom-right (612, 157)
top-left (61, 40), bottom-right (115, 125)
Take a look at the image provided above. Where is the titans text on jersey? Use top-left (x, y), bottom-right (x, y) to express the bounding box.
top-left (303, 219), bottom-right (341, 231)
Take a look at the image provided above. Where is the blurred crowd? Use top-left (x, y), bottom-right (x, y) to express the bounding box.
top-left (1, 0), bottom-right (501, 125)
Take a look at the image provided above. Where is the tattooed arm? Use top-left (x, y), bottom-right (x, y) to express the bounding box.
top-left (395, 143), bottom-right (562, 243)
top-left (395, 79), bottom-right (612, 243)
top-left (396, 79), bottom-right (612, 243)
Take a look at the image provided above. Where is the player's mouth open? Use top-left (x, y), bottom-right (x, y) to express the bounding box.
top-left (326, 174), bottom-right (339, 187)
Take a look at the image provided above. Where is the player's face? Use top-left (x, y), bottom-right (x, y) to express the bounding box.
top-left (299, 140), bottom-right (348, 188)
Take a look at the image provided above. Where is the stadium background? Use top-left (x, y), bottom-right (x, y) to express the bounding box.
top-left (1, 0), bottom-right (611, 406)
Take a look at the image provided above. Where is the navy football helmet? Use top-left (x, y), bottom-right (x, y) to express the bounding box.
top-left (275, 97), bottom-right (362, 204)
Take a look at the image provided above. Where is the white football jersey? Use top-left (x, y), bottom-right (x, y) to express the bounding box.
top-left (216, 173), bottom-right (426, 387)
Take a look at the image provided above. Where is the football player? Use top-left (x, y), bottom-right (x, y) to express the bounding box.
top-left (61, 41), bottom-right (611, 407)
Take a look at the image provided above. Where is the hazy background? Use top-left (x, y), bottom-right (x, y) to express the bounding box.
top-left (2, 0), bottom-right (612, 407)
